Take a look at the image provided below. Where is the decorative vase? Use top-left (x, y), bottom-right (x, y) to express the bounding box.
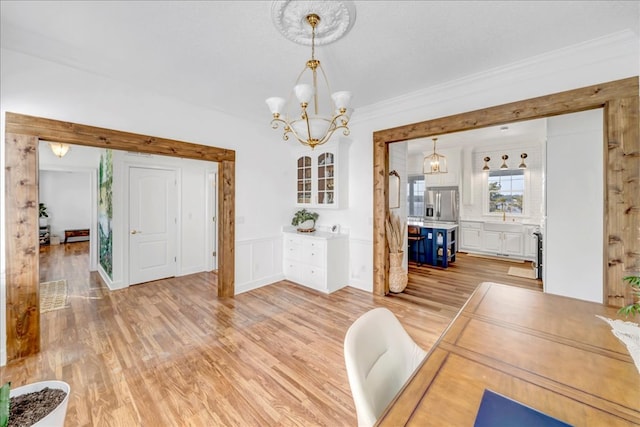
top-left (9, 380), bottom-right (70, 427)
top-left (297, 219), bottom-right (316, 232)
top-left (389, 252), bottom-right (408, 293)
top-left (39, 217), bottom-right (48, 228)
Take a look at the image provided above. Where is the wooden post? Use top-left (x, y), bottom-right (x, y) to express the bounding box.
top-left (5, 133), bottom-right (40, 360)
top-left (218, 160), bottom-right (235, 297)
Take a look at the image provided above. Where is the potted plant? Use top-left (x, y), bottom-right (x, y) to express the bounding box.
top-left (1, 380), bottom-right (70, 427)
top-left (618, 274), bottom-right (640, 319)
top-left (385, 212), bottom-right (407, 293)
top-left (39, 203), bottom-right (49, 228)
top-left (291, 209), bottom-right (319, 232)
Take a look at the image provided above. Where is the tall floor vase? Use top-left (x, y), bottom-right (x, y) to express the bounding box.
top-left (389, 252), bottom-right (408, 293)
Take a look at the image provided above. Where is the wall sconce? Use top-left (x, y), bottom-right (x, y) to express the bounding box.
top-left (500, 154), bottom-right (509, 169)
top-left (49, 142), bottom-right (70, 158)
top-left (519, 153), bottom-right (528, 169)
top-left (482, 156), bottom-right (491, 171)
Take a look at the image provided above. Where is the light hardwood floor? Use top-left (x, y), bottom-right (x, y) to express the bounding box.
top-left (2, 242), bottom-right (540, 426)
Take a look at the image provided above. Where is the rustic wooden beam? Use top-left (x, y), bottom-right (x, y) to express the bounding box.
top-left (372, 138), bottom-right (389, 295)
top-left (218, 160), bottom-right (235, 297)
top-left (5, 133), bottom-right (40, 360)
top-left (5, 112), bottom-right (235, 163)
top-left (4, 112), bottom-right (237, 361)
top-left (374, 77), bottom-right (639, 144)
top-left (605, 95), bottom-right (640, 307)
top-left (373, 76), bottom-right (639, 302)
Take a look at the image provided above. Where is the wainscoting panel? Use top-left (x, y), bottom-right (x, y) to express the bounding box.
top-left (235, 235), bottom-right (284, 294)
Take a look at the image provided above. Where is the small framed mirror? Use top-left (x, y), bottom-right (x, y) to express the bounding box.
top-left (389, 170), bottom-right (400, 209)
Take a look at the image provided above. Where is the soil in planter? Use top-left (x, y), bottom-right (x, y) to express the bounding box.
top-left (9, 387), bottom-right (67, 427)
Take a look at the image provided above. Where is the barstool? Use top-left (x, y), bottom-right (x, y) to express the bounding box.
top-left (407, 226), bottom-right (426, 266)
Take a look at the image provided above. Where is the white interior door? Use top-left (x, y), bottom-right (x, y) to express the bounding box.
top-left (208, 171), bottom-right (218, 271)
top-left (129, 167), bottom-right (177, 285)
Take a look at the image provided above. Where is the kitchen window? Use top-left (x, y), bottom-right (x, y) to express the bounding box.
top-left (487, 169), bottom-right (524, 214)
top-left (407, 175), bottom-right (425, 217)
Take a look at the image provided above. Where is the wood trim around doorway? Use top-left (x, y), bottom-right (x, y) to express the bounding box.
top-left (4, 112), bottom-right (236, 361)
top-left (372, 76), bottom-right (639, 306)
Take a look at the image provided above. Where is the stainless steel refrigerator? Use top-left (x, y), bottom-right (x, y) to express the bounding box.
top-left (424, 186), bottom-right (459, 222)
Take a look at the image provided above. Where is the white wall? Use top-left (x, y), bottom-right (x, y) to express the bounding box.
top-left (545, 109), bottom-right (604, 303)
top-left (39, 170), bottom-right (92, 239)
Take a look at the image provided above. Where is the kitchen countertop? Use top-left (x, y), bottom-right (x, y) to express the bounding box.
top-left (282, 226), bottom-right (348, 239)
top-left (407, 220), bottom-right (458, 230)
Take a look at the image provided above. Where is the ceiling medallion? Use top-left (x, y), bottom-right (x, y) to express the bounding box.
top-left (271, 0), bottom-right (357, 46)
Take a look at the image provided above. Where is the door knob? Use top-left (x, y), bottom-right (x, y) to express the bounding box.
top-left (131, 230), bottom-right (141, 235)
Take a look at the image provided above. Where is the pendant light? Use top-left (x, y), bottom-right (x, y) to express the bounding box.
top-left (423, 138), bottom-right (447, 174)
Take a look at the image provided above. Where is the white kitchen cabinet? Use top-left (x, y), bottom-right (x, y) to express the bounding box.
top-left (523, 225), bottom-right (539, 260)
top-left (283, 229), bottom-right (349, 293)
top-left (481, 223), bottom-right (524, 257)
top-left (459, 221), bottom-right (482, 251)
top-left (294, 142), bottom-right (349, 209)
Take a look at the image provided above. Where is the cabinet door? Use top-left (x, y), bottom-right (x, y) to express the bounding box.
top-left (296, 156), bottom-right (312, 205)
top-left (502, 231), bottom-right (523, 256)
top-left (316, 151), bottom-right (336, 206)
top-left (523, 227), bottom-right (538, 258)
top-left (305, 265), bottom-right (326, 291)
top-left (483, 230), bottom-right (502, 253)
top-left (460, 227), bottom-right (482, 250)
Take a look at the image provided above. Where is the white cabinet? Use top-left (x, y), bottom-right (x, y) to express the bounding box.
top-left (523, 225), bottom-right (539, 260)
top-left (283, 229), bottom-right (348, 293)
top-left (459, 221), bottom-right (482, 251)
top-left (481, 223), bottom-right (523, 257)
top-left (294, 142), bottom-right (349, 209)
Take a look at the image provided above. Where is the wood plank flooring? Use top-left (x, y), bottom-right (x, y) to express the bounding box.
top-left (1, 243), bottom-right (541, 426)
top-left (390, 253), bottom-right (542, 318)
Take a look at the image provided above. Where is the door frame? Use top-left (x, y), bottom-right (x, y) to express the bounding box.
top-left (372, 77), bottom-right (639, 306)
top-left (4, 112), bottom-right (236, 361)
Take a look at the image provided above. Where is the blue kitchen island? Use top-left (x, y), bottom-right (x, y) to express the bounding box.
top-left (407, 220), bottom-right (458, 268)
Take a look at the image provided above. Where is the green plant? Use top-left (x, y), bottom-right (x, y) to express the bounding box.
top-left (39, 203), bottom-right (49, 218)
top-left (291, 209), bottom-right (319, 227)
top-left (618, 275), bottom-right (640, 318)
top-left (0, 382), bottom-right (9, 427)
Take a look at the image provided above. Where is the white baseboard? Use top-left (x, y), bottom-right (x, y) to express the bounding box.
top-left (235, 273), bottom-right (286, 295)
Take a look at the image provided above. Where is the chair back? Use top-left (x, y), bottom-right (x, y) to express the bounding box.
top-left (344, 308), bottom-right (427, 427)
top-left (407, 225), bottom-right (421, 237)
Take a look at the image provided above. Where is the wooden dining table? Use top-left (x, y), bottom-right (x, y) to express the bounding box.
top-left (376, 282), bottom-right (640, 426)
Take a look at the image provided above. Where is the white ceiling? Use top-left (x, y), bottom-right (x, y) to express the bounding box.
top-left (1, 0), bottom-right (638, 135)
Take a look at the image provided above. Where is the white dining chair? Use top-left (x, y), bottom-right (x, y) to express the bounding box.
top-left (343, 307), bottom-right (427, 427)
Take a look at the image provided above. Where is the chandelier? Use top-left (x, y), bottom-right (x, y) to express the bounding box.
top-left (266, 12), bottom-right (352, 150)
top-left (48, 142), bottom-right (70, 158)
top-left (423, 138), bottom-right (447, 174)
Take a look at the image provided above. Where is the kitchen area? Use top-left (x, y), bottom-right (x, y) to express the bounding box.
top-left (394, 119), bottom-right (546, 279)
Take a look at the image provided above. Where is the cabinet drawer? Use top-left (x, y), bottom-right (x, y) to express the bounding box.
top-left (284, 237), bottom-right (303, 262)
top-left (304, 240), bottom-right (326, 267)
